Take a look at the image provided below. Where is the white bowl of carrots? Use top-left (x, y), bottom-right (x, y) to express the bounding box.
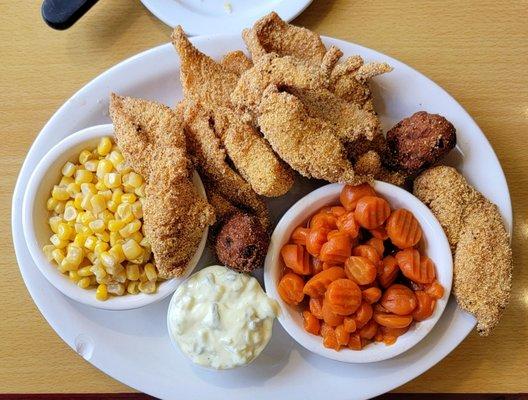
top-left (263, 181), bottom-right (453, 363)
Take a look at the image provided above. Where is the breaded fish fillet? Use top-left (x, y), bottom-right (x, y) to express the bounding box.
top-left (242, 12), bottom-right (327, 64)
top-left (413, 166), bottom-right (512, 336)
top-left (180, 102), bottom-right (270, 230)
top-left (109, 94), bottom-right (215, 278)
top-left (257, 86), bottom-right (367, 184)
top-left (172, 26), bottom-right (294, 197)
top-left (221, 51), bottom-right (253, 75)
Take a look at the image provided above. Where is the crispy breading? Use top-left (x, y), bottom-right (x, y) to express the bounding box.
top-left (413, 166), bottom-right (512, 336)
top-left (172, 26), bottom-right (294, 197)
top-left (180, 102), bottom-right (270, 230)
top-left (257, 86), bottom-right (368, 184)
top-left (353, 151), bottom-right (406, 187)
top-left (221, 51), bottom-right (253, 75)
top-left (109, 94), bottom-right (215, 278)
top-left (242, 12), bottom-right (327, 64)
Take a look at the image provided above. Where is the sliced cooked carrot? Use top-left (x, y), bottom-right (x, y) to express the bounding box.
top-left (303, 310), bottom-right (321, 335)
top-left (354, 196), bottom-right (391, 229)
top-left (336, 211), bottom-right (360, 238)
top-left (280, 244), bottom-right (311, 275)
top-left (340, 183), bottom-right (376, 211)
top-left (322, 299), bottom-right (345, 326)
top-left (277, 273), bottom-right (305, 305)
top-left (353, 301), bottom-right (373, 329)
top-left (325, 278), bottom-right (362, 315)
top-left (305, 228), bottom-right (328, 257)
top-left (331, 206), bottom-right (346, 218)
top-left (344, 256), bottom-right (377, 285)
top-left (359, 319), bottom-right (379, 340)
top-left (369, 226), bottom-right (389, 240)
top-left (380, 284), bottom-right (417, 315)
top-left (386, 209), bottom-right (422, 249)
top-left (373, 313), bottom-right (413, 329)
top-left (310, 212), bottom-right (337, 231)
top-left (347, 333), bottom-right (362, 350)
top-left (312, 257), bottom-right (324, 274)
top-left (380, 325), bottom-right (409, 345)
top-left (320, 232), bottom-right (351, 264)
top-left (378, 255), bottom-right (400, 288)
top-left (412, 291), bottom-right (436, 321)
top-left (291, 226), bottom-right (310, 246)
top-left (343, 317), bottom-right (357, 333)
top-left (424, 280), bottom-right (444, 299)
top-left (309, 297), bottom-right (324, 319)
top-left (396, 249), bottom-right (435, 284)
top-left (303, 267), bottom-right (346, 298)
top-left (320, 322), bottom-right (333, 338)
top-left (362, 287), bottom-right (382, 304)
top-left (322, 324), bottom-right (340, 351)
top-left (335, 324), bottom-right (350, 346)
top-left (352, 244), bottom-right (381, 264)
top-left (367, 237), bottom-right (385, 257)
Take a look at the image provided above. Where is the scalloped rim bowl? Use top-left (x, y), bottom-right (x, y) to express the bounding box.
top-left (264, 181), bottom-right (453, 363)
top-left (21, 124), bottom-right (208, 311)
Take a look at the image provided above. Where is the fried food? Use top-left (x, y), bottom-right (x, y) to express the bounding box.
top-left (109, 94), bottom-right (215, 278)
top-left (387, 112), bottom-right (457, 174)
top-left (242, 12), bottom-right (327, 64)
top-left (180, 101), bottom-right (270, 230)
top-left (221, 51), bottom-right (253, 75)
top-left (413, 166), bottom-right (512, 336)
top-left (214, 212), bottom-right (270, 273)
top-left (257, 86), bottom-right (367, 184)
top-left (172, 26), bottom-right (294, 197)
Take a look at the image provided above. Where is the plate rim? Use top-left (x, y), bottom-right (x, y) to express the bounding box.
top-left (11, 34), bottom-right (512, 399)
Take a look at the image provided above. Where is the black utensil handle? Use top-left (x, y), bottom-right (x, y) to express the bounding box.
top-left (41, 0), bottom-right (99, 30)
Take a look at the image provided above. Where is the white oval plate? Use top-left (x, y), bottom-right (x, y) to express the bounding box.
top-left (12, 34), bottom-right (512, 400)
top-left (140, 0), bottom-right (313, 35)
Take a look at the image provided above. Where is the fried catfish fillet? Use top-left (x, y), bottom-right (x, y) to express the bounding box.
top-left (221, 51), bottom-right (253, 75)
top-left (109, 94), bottom-right (215, 278)
top-left (171, 26), bottom-right (294, 197)
top-left (180, 102), bottom-right (270, 230)
top-left (242, 12), bottom-right (327, 64)
top-left (413, 166), bottom-right (512, 336)
top-left (257, 86), bottom-right (367, 184)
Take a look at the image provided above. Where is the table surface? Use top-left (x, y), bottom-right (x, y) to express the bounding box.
top-left (1, 0), bottom-right (527, 395)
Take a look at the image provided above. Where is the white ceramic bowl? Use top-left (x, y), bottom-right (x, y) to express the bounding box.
top-left (264, 181), bottom-right (453, 363)
top-left (21, 124), bottom-right (208, 311)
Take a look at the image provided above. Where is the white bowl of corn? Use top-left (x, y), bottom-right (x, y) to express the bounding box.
top-left (22, 124), bottom-right (208, 310)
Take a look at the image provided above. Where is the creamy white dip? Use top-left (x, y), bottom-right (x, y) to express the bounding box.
top-left (167, 265), bottom-right (279, 369)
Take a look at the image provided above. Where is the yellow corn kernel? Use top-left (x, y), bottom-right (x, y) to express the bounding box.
top-left (127, 172), bottom-right (143, 189)
top-left (48, 216), bottom-right (62, 233)
top-left (69, 270), bottom-right (81, 282)
top-left (43, 244), bottom-right (55, 261)
top-left (50, 234), bottom-right (68, 249)
top-left (109, 231), bottom-right (123, 247)
top-left (107, 282), bottom-right (125, 296)
top-left (52, 185), bottom-right (70, 201)
top-left (53, 201), bottom-right (66, 215)
top-left (74, 223), bottom-right (92, 235)
top-left (95, 231), bottom-right (110, 242)
top-left (66, 182), bottom-right (81, 197)
top-left (100, 251), bottom-right (116, 269)
top-left (106, 261), bottom-right (124, 276)
top-left (88, 219), bottom-right (105, 234)
top-left (79, 149), bottom-right (92, 164)
top-left (121, 193), bottom-right (136, 204)
top-left (111, 188), bottom-right (123, 203)
top-left (131, 201), bottom-right (143, 219)
top-left (80, 193), bottom-right (93, 211)
top-left (86, 251), bottom-right (97, 264)
top-left (116, 162), bottom-right (132, 175)
top-left (66, 245), bottom-right (83, 266)
top-left (51, 248), bottom-right (65, 264)
top-left (96, 284), bottom-right (108, 301)
top-left (114, 269), bottom-right (127, 283)
top-left (61, 161), bottom-right (77, 177)
top-left (96, 159), bottom-right (113, 178)
top-left (104, 172), bottom-right (121, 189)
top-left (91, 263), bottom-right (107, 280)
top-left (59, 176), bottom-right (74, 187)
top-left (89, 276), bottom-right (97, 286)
top-left (138, 280), bottom-right (156, 294)
top-left (94, 241), bottom-right (109, 255)
top-left (119, 220), bottom-right (141, 238)
top-left (80, 211), bottom-right (95, 225)
top-left (57, 222), bottom-right (74, 240)
top-left (108, 150), bottom-right (124, 168)
top-left (127, 280), bottom-right (139, 294)
top-left (130, 231), bottom-right (143, 244)
top-left (73, 233), bottom-right (88, 247)
top-left (125, 263), bottom-right (140, 281)
top-left (59, 258), bottom-right (78, 273)
top-left (100, 189), bottom-right (113, 201)
top-left (97, 137), bottom-right (112, 156)
top-left (80, 183), bottom-right (97, 195)
top-left (63, 205), bottom-right (78, 222)
top-left (135, 183), bottom-right (146, 198)
top-left (77, 277), bottom-right (91, 289)
top-left (46, 197), bottom-right (58, 211)
top-left (78, 265), bottom-right (94, 277)
top-left (99, 210), bottom-right (113, 225)
top-left (108, 219), bottom-right (125, 232)
top-left (144, 263), bottom-right (157, 281)
top-left (109, 243), bottom-right (125, 264)
top-left (94, 180), bottom-right (107, 191)
top-left (75, 169), bottom-right (93, 184)
top-left (116, 202), bottom-right (131, 219)
top-left (106, 200), bottom-right (118, 213)
top-left (122, 239), bottom-right (142, 260)
top-left (90, 194), bottom-right (107, 214)
top-left (84, 235), bottom-right (97, 251)
top-left (84, 159), bottom-right (99, 172)
top-left (73, 193), bottom-right (83, 210)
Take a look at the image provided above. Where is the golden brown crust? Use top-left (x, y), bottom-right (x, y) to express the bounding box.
top-left (413, 166), bottom-right (512, 335)
top-left (221, 51), bottom-right (253, 75)
top-left (242, 12), bottom-right (327, 64)
top-left (109, 94), bottom-right (215, 278)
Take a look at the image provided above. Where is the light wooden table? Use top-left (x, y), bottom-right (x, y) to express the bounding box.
top-left (1, 0), bottom-right (527, 396)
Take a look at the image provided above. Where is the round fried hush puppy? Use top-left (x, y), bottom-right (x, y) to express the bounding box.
top-left (386, 111), bottom-right (456, 174)
top-left (214, 212), bottom-right (270, 273)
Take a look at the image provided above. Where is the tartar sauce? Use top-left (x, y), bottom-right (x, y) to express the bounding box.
top-left (167, 265), bottom-right (279, 369)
